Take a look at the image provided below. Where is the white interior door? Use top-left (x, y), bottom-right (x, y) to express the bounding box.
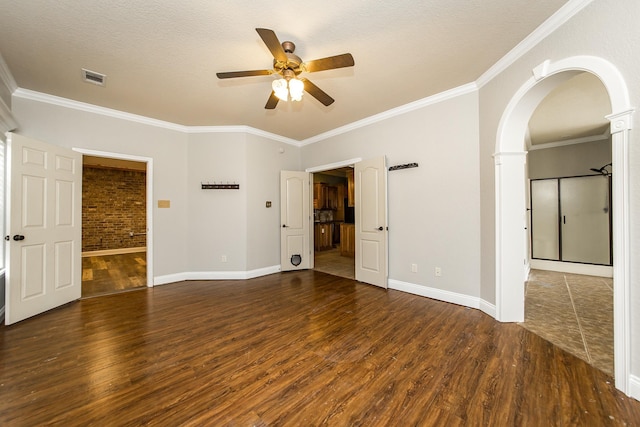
top-left (5, 133), bottom-right (82, 325)
top-left (355, 156), bottom-right (388, 288)
top-left (280, 171), bottom-right (311, 271)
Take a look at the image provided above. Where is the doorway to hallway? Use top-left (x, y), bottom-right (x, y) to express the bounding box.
top-left (81, 155), bottom-right (149, 298)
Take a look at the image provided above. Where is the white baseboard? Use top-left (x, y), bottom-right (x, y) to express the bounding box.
top-left (629, 374), bottom-right (640, 402)
top-left (530, 259), bottom-right (613, 278)
top-left (479, 299), bottom-right (497, 318)
top-left (154, 265), bottom-right (281, 286)
top-left (388, 279), bottom-right (491, 312)
top-left (82, 247), bottom-right (146, 257)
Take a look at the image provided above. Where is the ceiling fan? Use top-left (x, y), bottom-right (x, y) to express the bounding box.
top-left (216, 28), bottom-right (355, 109)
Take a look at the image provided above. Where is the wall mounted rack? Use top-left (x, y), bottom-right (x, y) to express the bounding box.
top-left (201, 182), bottom-right (240, 190)
top-left (388, 162), bottom-right (418, 171)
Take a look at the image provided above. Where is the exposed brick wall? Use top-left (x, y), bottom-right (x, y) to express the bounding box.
top-left (82, 166), bottom-right (146, 252)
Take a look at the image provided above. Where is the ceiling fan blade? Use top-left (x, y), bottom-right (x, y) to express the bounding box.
top-left (216, 70), bottom-right (272, 79)
top-left (265, 91), bottom-right (279, 109)
top-left (304, 53), bottom-right (355, 73)
top-left (300, 78), bottom-right (335, 106)
top-left (256, 28), bottom-right (287, 62)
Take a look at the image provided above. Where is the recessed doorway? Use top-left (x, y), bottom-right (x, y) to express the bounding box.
top-left (313, 167), bottom-right (355, 280)
top-left (81, 155), bottom-right (148, 298)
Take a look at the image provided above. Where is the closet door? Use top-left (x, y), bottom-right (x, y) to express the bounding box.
top-left (560, 175), bottom-right (610, 265)
top-left (530, 179), bottom-right (559, 260)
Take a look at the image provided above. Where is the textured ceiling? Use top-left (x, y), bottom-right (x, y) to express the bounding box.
top-left (0, 0), bottom-right (578, 141)
top-left (528, 72), bottom-right (611, 145)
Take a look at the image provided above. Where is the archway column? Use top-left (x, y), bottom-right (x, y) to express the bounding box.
top-left (494, 151), bottom-right (527, 322)
top-left (608, 108), bottom-right (633, 392)
top-left (495, 56), bottom-right (632, 395)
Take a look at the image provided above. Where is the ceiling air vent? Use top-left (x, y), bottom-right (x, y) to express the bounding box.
top-left (81, 68), bottom-right (106, 87)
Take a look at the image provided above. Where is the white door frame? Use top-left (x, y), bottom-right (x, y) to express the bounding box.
top-left (74, 148), bottom-right (154, 287)
top-left (494, 56), bottom-right (633, 394)
top-left (306, 158), bottom-right (363, 270)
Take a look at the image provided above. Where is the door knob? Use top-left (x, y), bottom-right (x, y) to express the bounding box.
top-left (12, 235), bottom-right (25, 241)
top-left (377, 226), bottom-right (383, 231)
top-left (282, 224), bottom-right (288, 228)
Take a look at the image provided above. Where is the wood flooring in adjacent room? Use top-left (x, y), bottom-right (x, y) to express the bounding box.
top-left (82, 252), bottom-right (147, 298)
top-left (1, 271), bottom-right (639, 425)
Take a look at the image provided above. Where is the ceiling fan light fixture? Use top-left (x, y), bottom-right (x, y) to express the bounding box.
top-left (272, 78), bottom-right (288, 101)
top-left (289, 78), bottom-right (304, 101)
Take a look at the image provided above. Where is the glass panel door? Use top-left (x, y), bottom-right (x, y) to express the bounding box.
top-left (530, 179), bottom-right (559, 260)
top-left (560, 175), bottom-right (610, 264)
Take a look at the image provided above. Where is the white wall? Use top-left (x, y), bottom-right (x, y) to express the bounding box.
top-left (245, 134), bottom-right (300, 270)
top-left (301, 92), bottom-right (482, 299)
top-left (10, 96), bottom-right (302, 280)
top-left (528, 138), bottom-right (611, 179)
top-left (185, 131), bottom-right (300, 273)
top-left (478, 0), bottom-right (640, 378)
top-left (11, 96), bottom-right (190, 279)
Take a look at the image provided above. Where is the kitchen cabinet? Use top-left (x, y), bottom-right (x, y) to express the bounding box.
top-left (314, 223), bottom-right (333, 251)
top-left (313, 183), bottom-right (323, 209)
top-left (314, 183), bottom-right (340, 210)
top-left (324, 185), bottom-right (338, 209)
top-left (340, 223), bottom-right (355, 257)
top-left (346, 169), bottom-right (355, 207)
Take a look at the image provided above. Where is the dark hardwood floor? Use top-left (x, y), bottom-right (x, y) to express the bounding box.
top-left (1, 270), bottom-right (639, 426)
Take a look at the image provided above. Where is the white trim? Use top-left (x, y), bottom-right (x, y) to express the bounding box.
top-left (477, 0), bottom-right (594, 88)
top-left (299, 83), bottom-right (478, 146)
top-left (630, 375), bottom-right (640, 402)
top-left (13, 89), bottom-right (298, 146)
top-left (74, 148), bottom-right (155, 289)
top-left (530, 259), bottom-right (613, 278)
top-left (494, 56), bottom-right (632, 396)
top-left (186, 125), bottom-right (299, 146)
top-left (15, 88), bottom-right (187, 132)
top-left (528, 131), bottom-right (610, 151)
top-left (388, 279), bottom-right (481, 310)
top-left (479, 300), bottom-right (497, 319)
top-left (0, 53), bottom-right (18, 94)
top-left (389, 278), bottom-right (497, 318)
top-left (82, 247), bottom-right (146, 257)
top-left (154, 265), bottom-right (280, 286)
top-left (0, 96), bottom-right (17, 134)
top-left (305, 158), bottom-right (362, 173)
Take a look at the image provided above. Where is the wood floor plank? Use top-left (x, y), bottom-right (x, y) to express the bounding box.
top-left (1, 270), bottom-right (639, 426)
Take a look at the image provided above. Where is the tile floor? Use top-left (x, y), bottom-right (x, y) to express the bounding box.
top-left (314, 248), bottom-right (355, 280)
top-left (521, 269), bottom-right (613, 376)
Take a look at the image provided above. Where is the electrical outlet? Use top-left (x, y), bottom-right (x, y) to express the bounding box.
top-left (221, 255), bottom-right (227, 263)
top-left (411, 263), bottom-right (418, 273)
top-left (435, 267), bottom-right (442, 277)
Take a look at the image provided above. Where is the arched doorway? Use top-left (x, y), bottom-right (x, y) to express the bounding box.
top-left (494, 56), bottom-right (633, 394)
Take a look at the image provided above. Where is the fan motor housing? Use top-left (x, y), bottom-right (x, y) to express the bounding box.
top-left (273, 41), bottom-right (302, 76)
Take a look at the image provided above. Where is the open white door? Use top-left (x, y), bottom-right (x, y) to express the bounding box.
top-left (355, 156), bottom-right (388, 288)
top-left (5, 133), bottom-right (82, 325)
top-left (280, 171), bottom-right (311, 271)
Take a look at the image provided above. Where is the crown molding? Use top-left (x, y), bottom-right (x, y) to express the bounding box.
top-left (299, 82), bottom-right (478, 146)
top-left (476, 0), bottom-right (594, 88)
top-left (185, 125), bottom-right (298, 145)
top-left (528, 130), bottom-right (610, 151)
top-left (0, 96), bottom-right (17, 134)
top-left (14, 88), bottom-right (188, 132)
top-left (13, 88), bottom-right (299, 145)
top-left (0, 53), bottom-right (18, 94)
